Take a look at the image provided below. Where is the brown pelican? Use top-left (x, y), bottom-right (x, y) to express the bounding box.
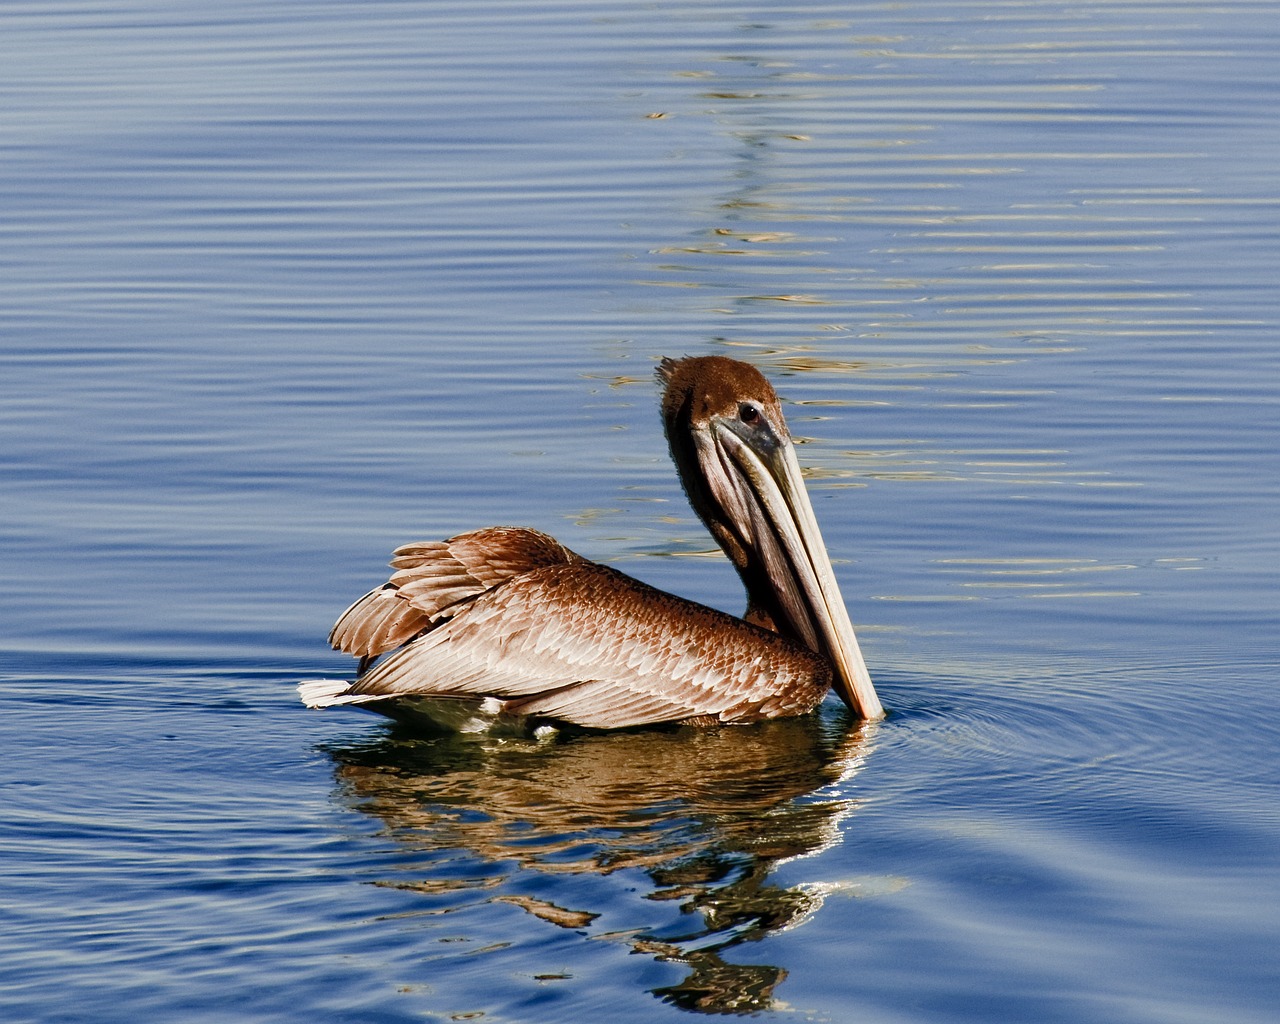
top-left (300, 356), bottom-right (884, 728)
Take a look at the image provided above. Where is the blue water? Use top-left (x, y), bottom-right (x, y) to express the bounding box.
top-left (2, 2), bottom-right (1278, 1021)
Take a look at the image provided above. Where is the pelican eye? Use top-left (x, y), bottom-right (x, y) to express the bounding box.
top-left (738, 402), bottom-right (761, 426)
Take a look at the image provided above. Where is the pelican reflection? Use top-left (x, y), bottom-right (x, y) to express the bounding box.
top-left (321, 713), bottom-right (877, 1015)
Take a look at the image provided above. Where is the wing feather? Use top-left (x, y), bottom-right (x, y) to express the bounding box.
top-left (314, 561), bottom-right (830, 729)
top-left (329, 527), bottom-right (583, 658)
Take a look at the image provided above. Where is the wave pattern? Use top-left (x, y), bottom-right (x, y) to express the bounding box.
top-left (1, 1), bottom-right (1278, 1023)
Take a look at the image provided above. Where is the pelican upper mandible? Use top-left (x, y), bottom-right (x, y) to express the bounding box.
top-left (299, 356), bottom-right (884, 728)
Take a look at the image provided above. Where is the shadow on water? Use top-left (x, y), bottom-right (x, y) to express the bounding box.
top-left (320, 711), bottom-right (878, 1015)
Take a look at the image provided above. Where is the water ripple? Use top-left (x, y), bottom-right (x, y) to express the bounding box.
top-left (2, 0), bottom-right (1278, 1021)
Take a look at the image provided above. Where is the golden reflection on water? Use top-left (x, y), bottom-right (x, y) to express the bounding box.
top-left (323, 715), bottom-right (880, 1014)
top-left (629, 4), bottom-right (1231, 392)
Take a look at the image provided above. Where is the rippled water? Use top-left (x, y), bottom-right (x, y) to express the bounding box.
top-left (3, 2), bottom-right (1278, 1021)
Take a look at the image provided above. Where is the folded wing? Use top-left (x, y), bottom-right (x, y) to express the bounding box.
top-left (328, 526), bottom-right (585, 659)
top-left (311, 561), bottom-right (830, 729)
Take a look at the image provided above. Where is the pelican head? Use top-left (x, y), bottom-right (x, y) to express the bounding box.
top-left (658, 356), bottom-right (884, 721)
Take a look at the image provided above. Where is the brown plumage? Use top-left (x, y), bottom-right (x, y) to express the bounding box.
top-left (327, 527), bottom-right (586, 666)
top-left (300, 356), bottom-right (883, 729)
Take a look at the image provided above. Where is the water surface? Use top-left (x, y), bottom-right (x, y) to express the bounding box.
top-left (2, 2), bottom-right (1278, 1021)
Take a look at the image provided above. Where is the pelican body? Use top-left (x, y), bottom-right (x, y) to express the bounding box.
top-left (300, 356), bottom-right (883, 728)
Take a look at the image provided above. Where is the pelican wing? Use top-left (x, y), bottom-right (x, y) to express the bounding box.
top-left (313, 562), bottom-right (830, 729)
top-left (329, 527), bottom-right (584, 658)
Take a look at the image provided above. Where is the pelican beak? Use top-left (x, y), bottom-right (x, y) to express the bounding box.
top-left (712, 420), bottom-right (885, 721)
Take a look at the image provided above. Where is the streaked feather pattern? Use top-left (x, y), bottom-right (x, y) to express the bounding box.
top-left (318, 561), bottom-right (830, 729)
top-left (328, 527), bottom-right (583, 658)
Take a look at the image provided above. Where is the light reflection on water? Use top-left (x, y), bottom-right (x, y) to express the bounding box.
top-left (323, 714), bottom-right (880, 1014)
top-left (2, 0), bottom-right (1279, 1021)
